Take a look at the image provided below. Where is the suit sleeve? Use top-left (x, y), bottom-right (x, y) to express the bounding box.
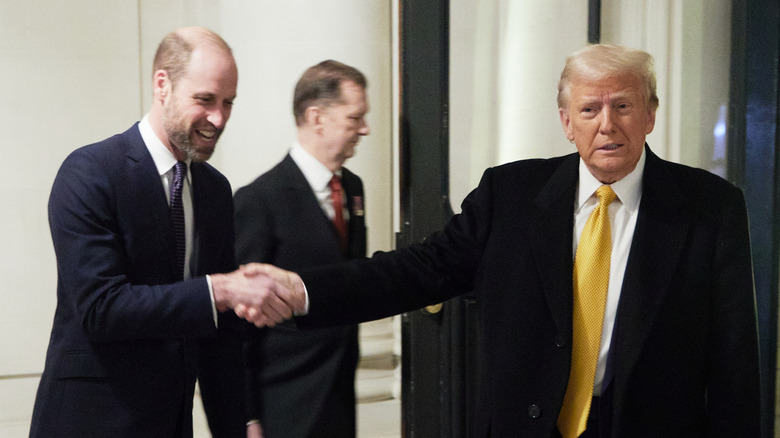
top-left (234, 184), bottom-right (275, 266)
top-left (195, 176), bottom-right (247, 438)
top-left (48, 148), bottom-right (216, 343)
top-left (233, 184), bottom-right (275, 421)
top-left (297, 166), bottom-right (496, 327)
top-left (198, 318), bottom-right (247, 438)
top-left (706, 186), bottom-right (760, 434)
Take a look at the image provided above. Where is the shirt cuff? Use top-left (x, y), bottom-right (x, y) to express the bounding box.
top-left (205, 275), bottom-right (218, 327)
top-left (294, 281), bottom-right (310, 316)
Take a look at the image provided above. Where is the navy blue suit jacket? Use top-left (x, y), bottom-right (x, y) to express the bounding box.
top-left (31, 124), bottom-right (245, 437)
top-left (297, 147), bottom-right (760, 437)
top-left (234, 154), bottom-right (366, 437)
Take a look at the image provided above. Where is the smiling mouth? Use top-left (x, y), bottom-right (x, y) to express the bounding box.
top-left (196, 129), bottom-right (217, 141)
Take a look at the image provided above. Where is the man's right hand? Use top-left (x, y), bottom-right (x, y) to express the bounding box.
top-left (210, 265), bottom-right (302, 327)
top-left (233, 263), bottom-right (308, 327)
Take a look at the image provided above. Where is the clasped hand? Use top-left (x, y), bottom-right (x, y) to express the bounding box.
top-left (211, 263), bottom-right (306, 327)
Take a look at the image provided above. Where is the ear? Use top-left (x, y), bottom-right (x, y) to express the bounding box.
top-left (153, 70), bottom-right (171, 104)
top-left (559, 107), bottom-right (574, 141)
top-left (304, 106), bottom-right (324, 131)
top-left (645, 109), bottom-right (657, 135)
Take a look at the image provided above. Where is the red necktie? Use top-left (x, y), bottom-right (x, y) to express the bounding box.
top-left (329, 175), bottom-right (348, 252)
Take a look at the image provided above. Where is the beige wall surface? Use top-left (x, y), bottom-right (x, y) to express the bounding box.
top-left (0, 1), bottom-right (393, 436)
top-left (0, 1), bottom-right (143, 433)
top-left (448, 0), bottom-right (589, 208)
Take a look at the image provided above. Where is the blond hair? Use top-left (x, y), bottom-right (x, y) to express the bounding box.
top-left (557, 44), bottom-right (659, 112)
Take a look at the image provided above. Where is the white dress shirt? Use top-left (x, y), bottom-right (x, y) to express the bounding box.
top-left (573, 148), bottom-right (645, 395)
top-left (138, 115), bottom-right (218, 325)
top-left (289, 141), bottom-right (346, 220)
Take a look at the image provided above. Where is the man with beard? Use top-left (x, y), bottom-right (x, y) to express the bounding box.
top-left (30, 27), bottom-right (295, 438)
top-left (234, 60), bottom-right (370, 438)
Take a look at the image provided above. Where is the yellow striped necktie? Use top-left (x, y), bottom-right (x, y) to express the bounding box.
top-left (557, 185), bottom-right (617, 438)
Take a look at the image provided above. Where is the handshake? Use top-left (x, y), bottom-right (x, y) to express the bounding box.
top-left (210, 263), bottom-right (307, 327)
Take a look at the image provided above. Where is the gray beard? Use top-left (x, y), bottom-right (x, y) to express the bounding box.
top-left (164, 122), bottom-right (214, 163)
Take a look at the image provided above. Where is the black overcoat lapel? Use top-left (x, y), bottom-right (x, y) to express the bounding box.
top-left (528, 153), bottom-right (580, 340)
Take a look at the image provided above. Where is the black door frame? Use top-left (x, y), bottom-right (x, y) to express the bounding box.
top-left (728, 1), bottom-right (780, 435)
top-left (398, 1), bottom-right (469, 437)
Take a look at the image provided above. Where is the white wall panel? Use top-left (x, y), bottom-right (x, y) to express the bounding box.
top-left (0, 378), bottom-right (39, 437)
top-left (0, 2), bottom-right (141, 381)
top-left (449, 0), bottom-right (588, 208)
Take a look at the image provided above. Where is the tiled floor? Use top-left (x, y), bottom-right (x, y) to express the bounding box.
top-left (193, 317), bottom-right (402, 437)
top-left (193, 395), bottom-right (401, 437)
top-left (358, 398), bottom-right (401, 438)
top-left (356, 318), bottom-right (401, 437)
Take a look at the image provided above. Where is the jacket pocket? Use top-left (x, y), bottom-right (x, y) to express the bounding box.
top-left (56, 350), bottom-right (107, 379)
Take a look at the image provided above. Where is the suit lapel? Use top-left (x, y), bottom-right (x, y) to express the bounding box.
top-left (342, 171), bottom-right (363, 223)
top-left (122, 124), bottom-right (180, 279)
top-left (279, 155), bottom-right (330, 215)
top-left (528, 153), bottom-right (579, 338)
top-left (279, 155), bottom-right (340, 241)
top-left (341, 168), bottom-right (366, 259)
top-left (190, 163), bottom-right (208, 277)
top-left (610, 147), bottom-right (688, 405)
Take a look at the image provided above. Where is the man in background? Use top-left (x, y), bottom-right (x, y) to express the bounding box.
top-left (234, 60), bottom-right (370, 438)
top-left (31, 26), bottom-right (293, 438)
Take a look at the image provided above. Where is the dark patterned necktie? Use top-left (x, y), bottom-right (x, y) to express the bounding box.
top-left (170, 161), bottom-right (186, 277)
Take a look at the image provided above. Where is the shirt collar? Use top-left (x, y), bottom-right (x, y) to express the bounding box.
top-left (138, 114), bottom-right (191, 176)
top-left (289, 141), bottom-right (339, 191)
top-left (576, 146), bottom-right (645, 213)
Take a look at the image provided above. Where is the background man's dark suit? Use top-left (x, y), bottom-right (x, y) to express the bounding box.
top-left (30, 124), bottom-right (244, 437)
top-left (234, 154), bottom-right (366, 437)
top-left (296, 146), bottom-right (760, 437)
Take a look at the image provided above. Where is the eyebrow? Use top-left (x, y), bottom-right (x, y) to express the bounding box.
top-left (579, 95), bottom-right (639, 110)
top-left (192, 92), bottom-right (237, 101)
top-left (582, 90), bottom-right (640, 102)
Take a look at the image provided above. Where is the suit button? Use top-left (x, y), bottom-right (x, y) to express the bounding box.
top-left (527, 404), bottom-right (542, 419)
top-left (555, 336), bottom-right (566, 348)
